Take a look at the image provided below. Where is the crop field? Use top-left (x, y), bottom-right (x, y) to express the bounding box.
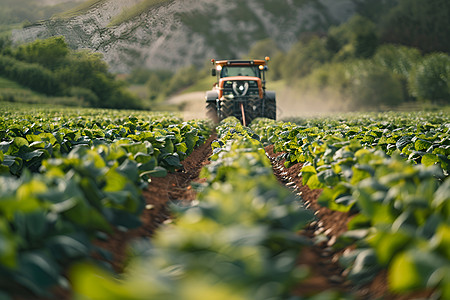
top-left (0, 102), bottom-right (449, 300)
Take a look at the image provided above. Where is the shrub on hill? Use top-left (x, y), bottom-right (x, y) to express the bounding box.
top-left (1, 36), bottom-right (143, 109)
top-left (380, 0), bottom-right (450, 53)
top-left (0, 55), bottom-right (61, 95)
top-left (409, 53), bottom-right (450, 104)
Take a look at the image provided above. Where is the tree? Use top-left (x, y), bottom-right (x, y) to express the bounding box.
top-left (246, 38), bottom-right (280, 59)
top-left (328, 15), bottom-right (379, 60)
top-left (281, 37), bottom-right (332, 82)
top-left (352, 0), bottom-right (399, 23)
top-left (374, 45), bottom-right (422, 101)
top-left (14, 36), bottom-right (69, 70)
top-left (0, 55), bottom-right (60, 95)
top-left (380, 0), bottom-right (450, 53)
top-left (409, 53), bottom-right (450, 103)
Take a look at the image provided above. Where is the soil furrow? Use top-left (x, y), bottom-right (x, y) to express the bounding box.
top-left (264, 144), bottom-right (352, 297)
top-left (93, 134), bottom-right (216, 272)
top-left (264, 144), bottom-right (436, 300)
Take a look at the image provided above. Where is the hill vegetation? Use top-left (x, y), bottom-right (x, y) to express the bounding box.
top-left (134, 0), bottom-right (449, 111)
top-left (107, 0), bottom-right (173, 27)
top-left (0, 0), bottom-right (448, 111)
top-left (0, 0), bottom-right (82, 26)
top-left (0, 36), bottom-right (143, 109)
top-left (51, 0), bottom-right (108, 19)
top-left (11, 0), bottom-right (357, 72)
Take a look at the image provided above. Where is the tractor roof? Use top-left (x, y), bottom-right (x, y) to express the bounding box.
top-left (213, 58), bottom-right (269, 67)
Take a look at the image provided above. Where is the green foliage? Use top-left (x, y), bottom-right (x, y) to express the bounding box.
top-left (352, 0), bottom-right (398, 23)
top-left (128, 68), bottom-right (171, 85)
top-left (373, 44), bottom-right (421, 78)
top-left (1, 37), bottom-right (143, 109)
top-left (327, 15), bottom-right (379, 60)
top-left (297, 59), bottom-right (405, 110)
top-left (0, 76), bottom-right (83, 106)
top-left (409, 53), bottom-right (450, 104)
top-left (347, 62), bottom-right (404, 108)
top-left (66, 86), bottom-right (99, 107)
top-left (252, 111), bottom-right (450, 296)
top-left (0, 55), bottom-right (61, 95)
top-left (53, 0), bottom-right (108, 19)
top-left (145, 70), bottom-right (173, 101)
top-left (0, 0), bottom-right (81, 25)
top-left (163, 65), bottom-right (202, 97)
top-left (281, 36), bottom-right (332, 82)
top-left (129, 65), bottom-right (205, 102)
top-left (246, 38), bottom-right (281, 59)
top-left (0, 34), bottom-right (11, 52)
top-left (14, 36), bottom-right (69, 70)
top-left (72, 116), bottom-right (316, 300)
top-left (0, 103), bottom-right (212, 298)
top-left (380, 0), bottom-right (450, 53)
top-left (108, 0), bottom-right (173, 27)
top-left (240, 2), bottom-right (447, 109)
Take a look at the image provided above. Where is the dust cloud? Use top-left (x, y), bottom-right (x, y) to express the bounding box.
top-left (275, 86), bottom-right (353, 119)
top-left (165, 87), bottom-right (353, 121)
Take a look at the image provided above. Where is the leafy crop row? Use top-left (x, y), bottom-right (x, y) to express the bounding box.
top-left (0, 104), bottom-right (211, 298)
top-left (252, 112), bottom-right (449, 175)
top-left (70, 117), bottom-right (335, 300)
top-left (251, 112), bottom-right (449, 298)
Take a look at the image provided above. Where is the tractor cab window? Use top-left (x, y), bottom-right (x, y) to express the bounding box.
top-left (220, 66), bottom-right (260, 78)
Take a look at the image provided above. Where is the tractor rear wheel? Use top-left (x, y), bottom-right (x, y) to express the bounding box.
top-left (263, 96), bottom-right (276, 120)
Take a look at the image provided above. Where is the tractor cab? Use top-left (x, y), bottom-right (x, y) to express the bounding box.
top-left (205, 57), bottom-right (276, 125)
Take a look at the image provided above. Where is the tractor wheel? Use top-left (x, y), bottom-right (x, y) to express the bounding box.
top-left (246, 98), bottom-right (261, 124)
top-left (263, 96), bottom-right (276, 120)
top-left (220, 99), bottom-right (235, 121)
top-left (206, 101), bottom-right (219, 123)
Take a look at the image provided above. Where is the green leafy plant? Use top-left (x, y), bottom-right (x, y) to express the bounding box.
top-left (0, 103), bottom-right (212, 298)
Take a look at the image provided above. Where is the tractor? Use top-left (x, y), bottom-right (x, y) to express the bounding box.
top-left (205, 57), bottom-right (276, 126)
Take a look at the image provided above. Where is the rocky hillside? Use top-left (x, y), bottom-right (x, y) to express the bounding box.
top-left (12, 0), bottom-right (357, 73)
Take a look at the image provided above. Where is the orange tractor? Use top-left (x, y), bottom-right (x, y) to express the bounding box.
top-left (205, 57), bottom-right (276, 125)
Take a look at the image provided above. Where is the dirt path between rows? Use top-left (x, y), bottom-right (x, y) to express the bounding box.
top-left (264, 144), bottom-right (353, 297)
top-left (94, 134), bottom-right (216, 273)
top-left (265, 145), bottom-right (435, 300)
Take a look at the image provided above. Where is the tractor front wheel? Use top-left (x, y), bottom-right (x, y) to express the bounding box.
top-left (220, 99), bottom-right (234, 121)
top-left (206, 101), bottom-right (219, 123)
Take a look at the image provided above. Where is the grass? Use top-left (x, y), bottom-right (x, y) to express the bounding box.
top-left (0, 77), bottom-right (24, 89)
top-left (181, 75), bottom-right (215, 93)
top-left (0, 76), bottom-right (83, 106)
top-left (107, 0), bottom-right (173, 27)
top-left (52, 0), bottom-right (108, 19)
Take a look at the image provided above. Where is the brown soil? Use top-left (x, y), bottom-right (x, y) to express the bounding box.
top-left (265, 144), bottom-right (353, 297)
